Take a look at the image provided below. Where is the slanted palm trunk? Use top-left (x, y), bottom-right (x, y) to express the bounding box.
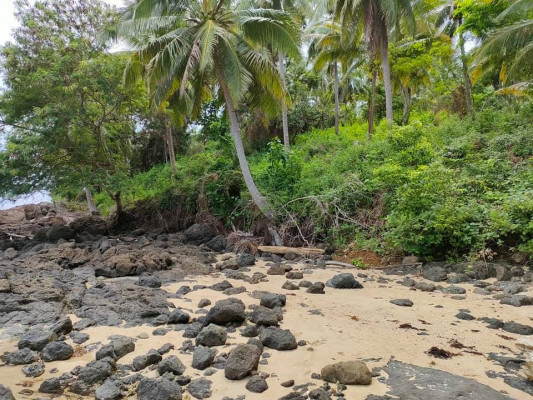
top-left (333, 61), bottom-right (340, 135)
top-left (216, 66), bottom-right (275, 220)
top-left (381, 37), bottom-right (394, 122)
top-left (367, 68), bottom-right (377, 140)
top-left (458, 31), bottom-right (474, 115)
top-left (165, 118), bottom-right (177, 175)
top-left (278, 53), bottom-right (290, 150)
top-left (84, 187), bottom-right (99, 215)
top-left (401, 85), bottom-right (411, 125)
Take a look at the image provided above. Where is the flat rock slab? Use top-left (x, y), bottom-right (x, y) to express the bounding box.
top-left (381, 361), bottom-right (513, 399)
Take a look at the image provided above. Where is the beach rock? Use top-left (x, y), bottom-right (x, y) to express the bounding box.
top-left (456, 312), bottom-right (475, 321)
top-left (502, 322), bottom-right (533, 336)
top-left (260, 327), bottom-right (297, 350)
top-left (282, 281), bottom-right (300, 290)
top-left (188, 378), bottom-right (212, 399)
top-left (18, 329), bottom-right (58, 351)
top-left (205, 235), bottom-right (227, 252)
top-left (299, 280), bottom-right (313, 288)
top-left (158, 355), bottom-right (186, 376)
top-left (70, 216), bottom-right (108, 236)
top-left (443, 286), bottom-right (466, 295)
top-left (97, 337), bottom-right (135, 361)
top-left (250, 306), bottom-right (280, 326)
top-left (42, 341), bottom-right (74, 362)
top-left (503, 283), bottom-right (524, 295)
top-left (495, 265), bottom-right (511, 281)
top-left (267, 265), bottom-right (286, 275)
top-left (447, 274), bottom-right (471, 284)
top-left (246, 376), bottom-right (268, 393)
top-left (192, 346), bottom-right (217, 370)
top-left (198, 299), bottom-right (211, 308)
top-left (39, 377), bottom-right (63, 394)
top-left (403, 256), bottom-right (420, 265)
top-left (321, 360), bottom-right (372, 385)
top-left (423, 267), bottom-right (447, 282)
top-left (182, 224), bottom-right (215, 246)
top-left (48, 225), bottom-right (75, 242)
top-left (205, 298), bottom-right (246, 325)
top-left (137, 377), bottom-right (182, 400)
top-left (326, 273), bottom-right (363, 289)
top-left (309, 388), bottom-right (331, 400)
top-left (225, 344), bottom-right (262, 380)
top-left (500, 295), bottom-right (533, 307)
top-left (0, 385), bottom-right (14, 400)
top-left (71, 332), bottom-right (90, 344)
top-left (286, 271), bottom-right (303, 279)
top-left (241, 325), bottom-right (259, 337)
top-left (51, 316), bottom-right (73, 335)
top-left (22, 361), bottom-right (45, 377)
top-left (2, 348), bottom-right (39, 365)
top-left (238, 253), bottom-right (256, 267)
top-left (390, 299), bottom-right (413, 307)
top-left (196, 324), bottom-right (227, 347)
top-left (133, 350), bottom-right (163, 371)
top-left (77, 358), bottom-right (116, 385)
top-left (260, 293), bottom-right (286, 309)
top-left (415, 282), bottom-right (435, 292)
top-left (95, 379), bottom-right (122, 400)
top-left (307, 282), bottom-right (326, 294)
top-left (136, 273), bottom-right (162, 288)
top-left (168, 309), bottom-right (190, 324)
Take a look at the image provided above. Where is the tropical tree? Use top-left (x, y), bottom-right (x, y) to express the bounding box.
top-left (474, 0), bottom-right (533, 91)
top-left (335, 0), bottom-right (415, 123)
top-left (111, 0), bottom-right (300, 220)
top-left (308, 19), bottom-right (363, 134)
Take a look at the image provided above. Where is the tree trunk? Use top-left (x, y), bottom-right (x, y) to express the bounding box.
top-left (278, 53), bottom-right (290, 150)
top-left (333, 61), bottom-right (340, 135)
top-left (381, 37), bottom-right (394, 122)
top-left (459, 31), bottom-right (474, 115)
top-left (216, 66), bottom-right (276, 220)
top-left (367, 68), bottom-right (377, 140)
top-left (84, 187), bottom-right (99, 215)
top-left (111, 191), bottom-right (123, 218)
top-left (165, 118), bottom-right (177, 175)
top-left (402, 85), bottom-right (411, 125)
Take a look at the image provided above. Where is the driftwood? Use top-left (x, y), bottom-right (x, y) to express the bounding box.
top-left (325, 260), bottom-right (357, 268)
top-left (257, 245), bottom-right (325, 256)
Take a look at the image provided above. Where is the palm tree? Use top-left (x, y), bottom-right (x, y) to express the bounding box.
top-left (474, 0), bottom-right (533, 91)
top-left (335, 0), bottom-right (415, 123)
top-left (308, 19), bottom-right (363, 135)
top-left (111, 0), bottom-right (300, 220)
top-left (436, 0), bottom-right (475, 114)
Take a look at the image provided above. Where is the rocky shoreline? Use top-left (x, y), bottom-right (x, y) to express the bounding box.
top-left (0, 205), bottom-right (532, 399)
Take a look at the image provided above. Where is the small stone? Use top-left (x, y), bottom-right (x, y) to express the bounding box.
top-left (390, 299), bottom-right (413, 307)
top-left (326, 273), bottom-right (363, 289)
top-left (260, 293), bottom-right (286, 309)
top-left (414, 282), bottom-right (435, 292)
top-left (192, 346), bottom-right (217, 370)
top-left (423, 267), bottom-right (447, 282)
top-left (443, 286), bottom-right (466, 295)
top-left (198, 299), bottom-right (212, 308)
top-left (0, 385), bottom-right (14, 400)
top-left (158, 355), bottom-right (186, 376)
top-left (260, 327), bottom-right (297, 350)
top-left (321, 361), bottom-right (372, 385)
top-left (282, 281), bottom-right (300, 290)
top-left (2, 348), bottom-right (39, 365)
top-left (246, 376), bottom-right (268, 393)
top-left (22, 362), bottom-right (45, 377)
top-left (240, 325), bottom-right (259, 337)
top-left (502, 322), bottom-right (533, 336)
top-left (168, 309), bottom-right (190, 324)
top-left (51, 316), bottom-right (73, 335)
top-left (188, 378), bottom-right (212, 399)
top-left (281, 379), bottom-right (295, 387)
top-left (18, 329), bottom-right (57, 351)
top-left (70, 332), bottom-right (90, 344)
top-left (42, 341), bottom-right (74, 362)
top-left (286, 271), bottom-right (303, 279)
top-left (137, 377), bottom-right (182, 400)
top-left (39, 378), bottom-right (63, 394)
top-left (95, 378), bottom-right (122, 400)
top-left (456, 312), bottom-right (475, 321)
top-left (196, 324), bottom-right (227, 347)
top-left (307, 282), bottom-right (326, 294)
top-left (205, 298), bottom-right (246, 325)
top-left (132, 350), bottom-right (163, 371)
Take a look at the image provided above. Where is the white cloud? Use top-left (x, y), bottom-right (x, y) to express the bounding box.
top-left (0, 0), bottom-right (128, 46)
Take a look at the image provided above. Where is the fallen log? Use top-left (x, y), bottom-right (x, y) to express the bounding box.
top-left (257, 245), bottom-right (325, 256)
top-left (325, 260), bottom-right (357, 268)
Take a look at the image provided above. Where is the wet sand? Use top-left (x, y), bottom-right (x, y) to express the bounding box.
top-left (0, 258), bottom-right (531, 399)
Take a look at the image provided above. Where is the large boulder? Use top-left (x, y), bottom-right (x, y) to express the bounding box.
top-left (0, 385), bottom-right (14, 400)
top-left (18, 329), bottom-right (58, 351)
top-left (94, 378), bottom-right (122, 400)
top-left (132, 350), bottom-right (163, 371)
top-left (192, 346), bottom-right (217, 370)
top-left (187, 379), bottom-right (212, 399)
top-left (423, 267), bottom-right (447, 282)
top-left (137, 378), bottom-right (182, 400)
top-left (77, 358), bottom-right (116, 385)
top-left (42, 341), bottom-right (74, 362)
top-left (158, 355), bottom-right (186, 376)
top-left (70, 216), bottom-right (108, 236)
top-left (47, 225), bottom-right (76, 242)
top-left (225, 344), bottom-right (262, 380)
top-left (181, 224), bottom-right (215, 245)
top-left (260, 293), bottom-right (286, 309)
top-left (195, 324), bottom-right (227, 347)
top-left (250, 306), bottom-right (280, 326)
top-left (326, 273), bottom-right (363, 289)
top-left (321, 361), bottom-right (372, 385)
top-left (2, 348), bottom-right (39, 365)
top-left (205, 298), bottom-right (246, 325)
top-left (260, 327), bottom-right (297, 350)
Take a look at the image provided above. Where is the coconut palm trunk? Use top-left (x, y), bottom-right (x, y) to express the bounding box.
top-left (165, 118), bottom-right (177, 175)
top-left (278, 53), bottom-right (290, 149)
top-left (333, 61), bottom-right (340, 135)
top-left (367, 67), bottom-right (377, 140)
top-left (84, 187), bottom-right (99, 215)
top-left (216, 66), bottom-right (275, 220)
top-left (381, 36), bottom-right (394, 122)
top-left (458, 31), bottom-right (474, 115)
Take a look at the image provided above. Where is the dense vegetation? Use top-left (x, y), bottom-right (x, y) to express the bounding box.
top-left (1, 0), bottom-right (532, 261)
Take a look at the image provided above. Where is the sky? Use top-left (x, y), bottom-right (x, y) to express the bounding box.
top-left (0, 0), bottom-right (126, 46)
